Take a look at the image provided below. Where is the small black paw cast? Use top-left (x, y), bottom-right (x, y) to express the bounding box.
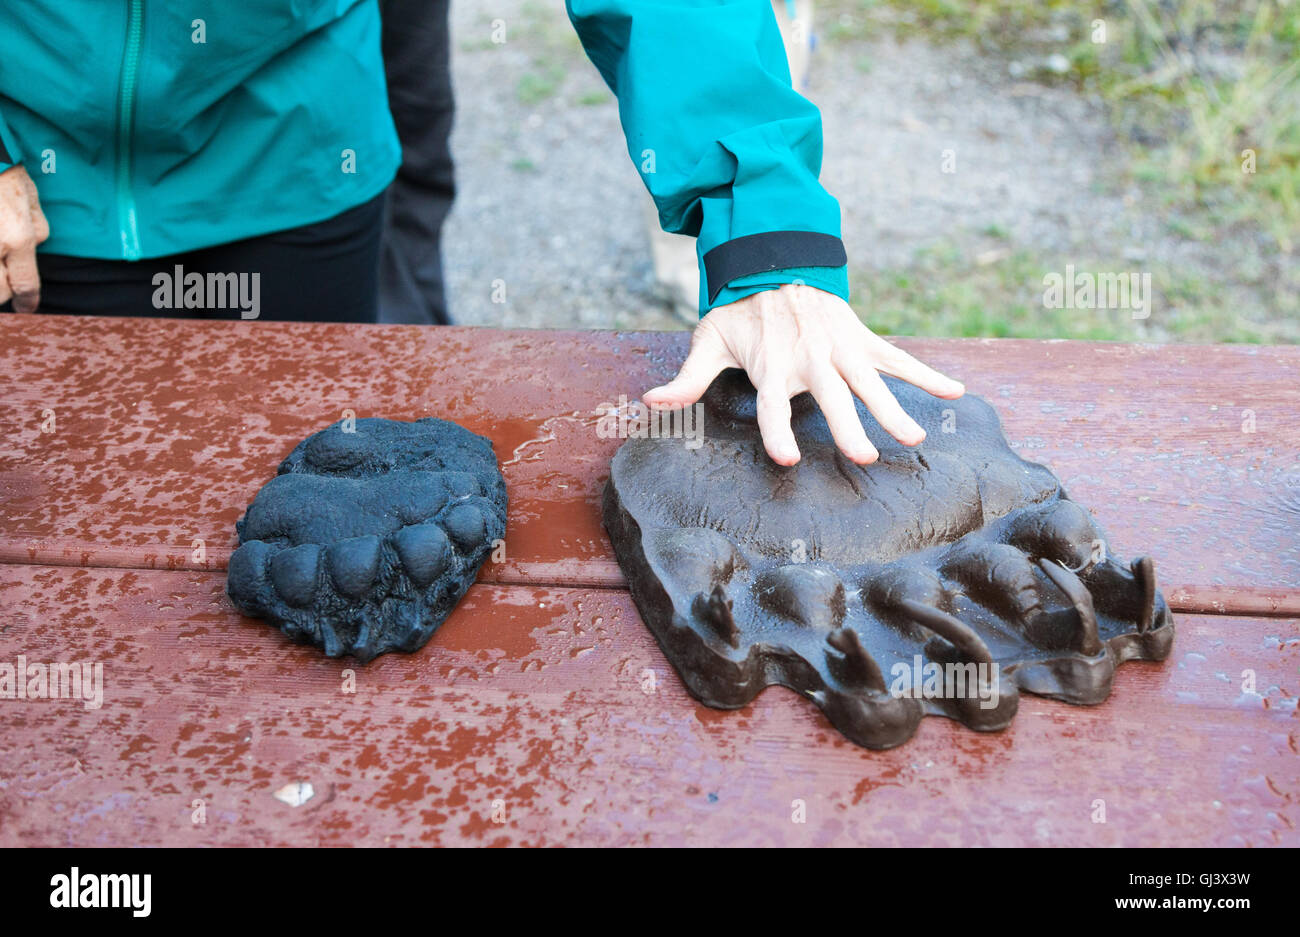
top-left (227, 418), bottom-right (507, 662)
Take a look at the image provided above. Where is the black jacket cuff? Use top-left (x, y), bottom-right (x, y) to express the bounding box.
top-left (701, 231), bottom-right (847, 304)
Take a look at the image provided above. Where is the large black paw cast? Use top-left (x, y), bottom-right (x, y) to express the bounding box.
top-left (604, 369), bottom-right (1174, 750)
top-left (227, 418), bottom-right (507, 662)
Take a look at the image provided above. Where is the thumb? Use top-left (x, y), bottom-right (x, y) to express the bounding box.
top-left (643, 323), bottom-right (735, 406)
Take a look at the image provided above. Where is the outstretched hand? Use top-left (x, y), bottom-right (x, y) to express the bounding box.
top-left (643, 283), bottom-right (965, 465)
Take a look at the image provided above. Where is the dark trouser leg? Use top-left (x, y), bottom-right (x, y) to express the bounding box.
top-left (377, 0), bottom-right (455, 325)
top-left (24, 193), bottom-right (385, 322)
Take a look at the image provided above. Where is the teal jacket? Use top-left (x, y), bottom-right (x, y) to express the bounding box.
top-left (0, 0), bottom-right (847, 313)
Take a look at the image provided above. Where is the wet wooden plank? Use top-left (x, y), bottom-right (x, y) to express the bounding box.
top-left (0, 565), bottom-right (1294, 847)
top-left (0, 315), bottom-right (635, 586)
top-left (0, 315), bottom-right (1296, 612)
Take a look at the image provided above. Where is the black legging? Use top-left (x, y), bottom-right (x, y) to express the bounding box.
top-left (15, 192), bottom-right (385, 323)
top-left (378, 0), bottom-right (455, 325)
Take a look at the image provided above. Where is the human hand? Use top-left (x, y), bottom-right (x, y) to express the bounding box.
top-left (0, 165), bottom-right (50, 314)
top-left (643, 283), bottom-right (965, 466)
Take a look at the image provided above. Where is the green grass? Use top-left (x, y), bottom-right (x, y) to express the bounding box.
top-left (821, 0), bottom-right (1300, 343)
top-left (853, 240), bottom-right (1297, 344)
top-left (515, 1), bottom-right (586, 105)
top-left (824, 0), bottom-right (1300, 248)
top-left (464, 1), bottom-right (590, 107)
top-left (1104, 0), bottom-right (1300, 252)
top-left (515, 64), bottom-right (565, 105)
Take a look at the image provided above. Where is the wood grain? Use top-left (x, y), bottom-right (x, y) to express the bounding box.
top-left (0, 315), bottom-right (1296, 614)
top-left (0, 565), bottom-right (1294, 847)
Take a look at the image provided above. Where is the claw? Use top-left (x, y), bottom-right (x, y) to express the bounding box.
top-left (1036, 558), bottom-right (1103, 655)
top-left (898, 599), bottom-right (994, 664)
top-left (318, 619), bottom-right (344, 658)
top-left (826, 627), bottom-right (887, 691)
top-left (1131, 556), bottom-right (1156, 634)
top-left (691, 583), bottom-right (740, 648)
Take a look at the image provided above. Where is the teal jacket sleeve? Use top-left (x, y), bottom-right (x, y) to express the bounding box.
top-left (566, 0), bottom-right (849, 315)
top-left (0, 110), bottom-right (21, 172)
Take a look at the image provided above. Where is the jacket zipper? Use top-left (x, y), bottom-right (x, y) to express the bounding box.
top-left (115, 0), bottom-right (144, 260)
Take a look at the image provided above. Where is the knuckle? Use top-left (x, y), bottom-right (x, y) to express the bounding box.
top-left (844, 370), bottom-right (876, 396)
top-left (0, 233), bottom-right (32, 254)
top-left (755, 387), bottom-right (790, 413)
top-left (808, 365), bottom-right (844, 396)
top-left (881, 343), bottom-right (914, 367)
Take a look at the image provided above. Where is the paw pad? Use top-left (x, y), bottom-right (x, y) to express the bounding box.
top-left (227, 418), bottom-right (507, 662)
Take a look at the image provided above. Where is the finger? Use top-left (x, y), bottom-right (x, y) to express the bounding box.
top-left (754, 374), bottom-right (799, 466)
top-left (867, 335), bottom-right (965, 399)
top-left (806, 366), bottom-right (878, 464)
top-left (643, 325), bottom-right (735, 407)
top-left (23, 175), bottom-right (49, 245)
top-left (4, 244), bottom-right (40, 314)
top-left (0, 264), bottom-right (11, 308)
top-left (838, 360), bottom-right (926, 446)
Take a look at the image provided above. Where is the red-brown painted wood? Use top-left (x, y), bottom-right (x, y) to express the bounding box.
top-left (0, 565), bottom-right (1294, 847)
top-left (0, 315), bottom-right (1296, 613)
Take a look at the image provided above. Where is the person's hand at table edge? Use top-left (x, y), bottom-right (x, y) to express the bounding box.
top-left (0, 164), bottom-right (49, 314)
top-left (643, 282), bottom-right (966, 466)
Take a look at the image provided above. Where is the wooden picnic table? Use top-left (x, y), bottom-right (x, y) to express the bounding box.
top-left (0, 313), bottom-right (1296, 846)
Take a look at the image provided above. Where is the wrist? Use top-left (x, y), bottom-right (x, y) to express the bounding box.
top-left (702, 263), bottom-right (850, 316)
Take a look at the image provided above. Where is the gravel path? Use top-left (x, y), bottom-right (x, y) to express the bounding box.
top-left (440, 2), bottom-right (1251, 332)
